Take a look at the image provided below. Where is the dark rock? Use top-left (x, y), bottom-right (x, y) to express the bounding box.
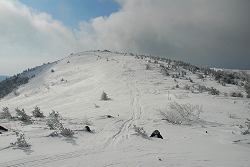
top-left (150, 130), bottom-right (163, 139)
top-left (107, 115), bottom-right (113, 118)
top-left (0, 126), bottom-right (8, 131)
top-left (85, 126), bottom-right (91, 132)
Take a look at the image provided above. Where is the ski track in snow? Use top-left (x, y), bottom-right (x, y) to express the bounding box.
top-left (106, 74), bottom-right (144, 149)
top-left (0, 57), bottom-right (147, 167)
top-left (87, 68), bottom-right (144, 150)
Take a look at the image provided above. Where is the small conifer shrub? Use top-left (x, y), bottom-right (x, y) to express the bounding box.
top-left (101, 91), bottom-right (109, 100)
top-left (11, 132), bottom-right (30, 147)
top-left (0, 107), bottom-right (12, 119)
top-left (32, 106), bottom-right (45, 117)
top-left (16, 108), bottom-right (32, 122)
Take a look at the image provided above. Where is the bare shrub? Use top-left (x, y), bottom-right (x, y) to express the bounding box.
top-left (158, 102), bottom-right (202, 124)
top-left (133, 125), bottom-right (147, 137)
top-left (60, 127), bottom-right (74, 137)
top-left (173, 94), bottom-right (189, 99)
top-left (83, 116), bottom-right (93, 125)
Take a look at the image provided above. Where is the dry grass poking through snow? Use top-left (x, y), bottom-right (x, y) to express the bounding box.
top-left (158, 102), bottom-right (202, 125)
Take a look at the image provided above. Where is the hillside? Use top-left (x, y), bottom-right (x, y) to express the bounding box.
top-left (0, 76), bottom-right (9, 82)
top-left (0, 51), bottom-right (250, 166)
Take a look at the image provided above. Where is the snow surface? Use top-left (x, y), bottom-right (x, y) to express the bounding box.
top-left (0, 51), bottom-right (250, 166)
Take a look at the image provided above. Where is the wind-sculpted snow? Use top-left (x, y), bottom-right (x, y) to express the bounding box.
top-left (0, 51), bottom-right (250, 166)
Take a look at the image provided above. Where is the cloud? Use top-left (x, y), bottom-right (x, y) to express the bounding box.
top-left (1, 0), bottom-right (250, 75)
top-left (87, 0), bottom-right (250, 69)
top-left (0, 0), bottom-right (86, 75)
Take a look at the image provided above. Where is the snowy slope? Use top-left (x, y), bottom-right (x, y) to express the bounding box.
top-left (0, 51), bottom-right (250, 166)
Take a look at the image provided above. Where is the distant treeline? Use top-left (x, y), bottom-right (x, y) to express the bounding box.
top-left (0, 76), bottom-right (10, 82)
top-left (0, 57), bottom-right (58, 99)
top-left (0, 75), bottom-right (29, 99)
top-left (134, 53), bottom-right (250, 98)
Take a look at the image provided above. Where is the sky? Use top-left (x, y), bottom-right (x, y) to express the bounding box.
top-left (0, 0), bottom-right (250, 76)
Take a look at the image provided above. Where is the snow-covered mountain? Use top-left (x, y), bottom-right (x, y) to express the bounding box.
top-left (0, 51), bottom-right (250, 166)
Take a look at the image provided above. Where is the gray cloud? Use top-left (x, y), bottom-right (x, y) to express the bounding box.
top-left (1, 0), bottom-right (250, 75)
top-left (89, 0), bottom-right (250, 69)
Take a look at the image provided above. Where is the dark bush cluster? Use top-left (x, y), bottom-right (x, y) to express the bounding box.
top-left (200, 67), bottom-right (250, 97)
top-left (146, 54), bottom-right (249, 90)
top-left (0, 75), bottom-right (29, 99)
top-left (160, 66), bottom-right (169, 76)
top-left (244, 82), bottom-right (250, 98)
top-left (135, 54), bottom-right (200, 74)
top-left (209, 87), bottom-right (220, 95)
top-left (135, 54), bottom-right (250, 98)
top-left (229, 92), bottom-right (244, 98)
top-left (201, 67), bottom-right (249, 85)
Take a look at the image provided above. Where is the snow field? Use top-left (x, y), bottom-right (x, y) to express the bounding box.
top-left (0, 51), bottom-right (249, 166)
